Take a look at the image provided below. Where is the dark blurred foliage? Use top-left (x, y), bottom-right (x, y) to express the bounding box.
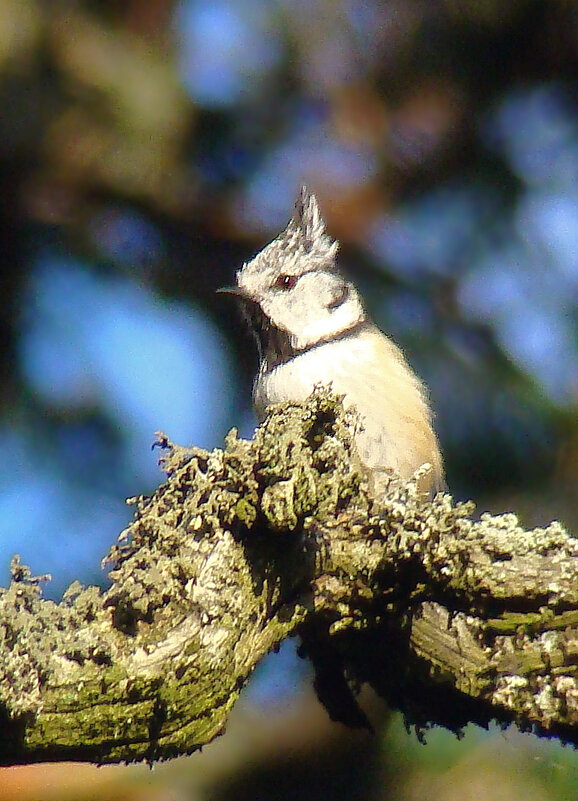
top-left (0, 1), bottom-right (577, 799)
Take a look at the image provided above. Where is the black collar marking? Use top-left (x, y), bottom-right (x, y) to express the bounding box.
top-left (261, 319), bottom-right (371, 374)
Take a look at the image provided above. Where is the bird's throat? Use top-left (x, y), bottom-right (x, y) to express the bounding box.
top-left (240, 300), bottom-right (296, 371)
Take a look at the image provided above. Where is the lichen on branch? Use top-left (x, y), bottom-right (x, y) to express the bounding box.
top-left (0, 388), bottom-right (576, 765)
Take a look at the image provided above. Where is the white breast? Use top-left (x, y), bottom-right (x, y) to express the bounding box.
top-left (253, 326), bottom-right (443, 493)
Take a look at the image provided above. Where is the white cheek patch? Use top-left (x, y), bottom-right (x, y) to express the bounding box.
top-left (293, 297), bottom-right (365, 349)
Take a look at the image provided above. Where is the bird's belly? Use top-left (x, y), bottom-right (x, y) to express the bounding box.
top-left (255, 339), bottom-right (397, 469)
top-left (254, 338), bottom-right (368, 416)
top-left (254, 335), bottom-right (442, 493)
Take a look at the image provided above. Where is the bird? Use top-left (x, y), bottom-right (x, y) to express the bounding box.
top-left (220, 187), bottom-right (443, 498)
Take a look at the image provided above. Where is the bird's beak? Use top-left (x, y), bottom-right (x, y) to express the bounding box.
top-left (216, 286), bottom-right (254, 301)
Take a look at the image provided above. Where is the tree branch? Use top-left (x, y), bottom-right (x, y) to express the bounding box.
top-left (0, 389), bottom-right (576, 764)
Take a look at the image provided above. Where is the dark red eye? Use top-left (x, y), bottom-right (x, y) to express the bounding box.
top-left (274, 274), bottom-right (298, 290)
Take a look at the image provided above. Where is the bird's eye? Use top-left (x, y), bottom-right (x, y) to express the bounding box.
top-left (274, 274), bottom-right (298, 290)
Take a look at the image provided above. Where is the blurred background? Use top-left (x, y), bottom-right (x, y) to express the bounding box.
top-left (0, 0), bottom-right (577, 799)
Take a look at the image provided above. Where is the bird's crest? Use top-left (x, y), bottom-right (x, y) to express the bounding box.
top-left (274, 186), bottom-right (338, 266)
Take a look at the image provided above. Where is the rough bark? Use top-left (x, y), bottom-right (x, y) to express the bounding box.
top-left (0, 389), bottom-right (576, 765)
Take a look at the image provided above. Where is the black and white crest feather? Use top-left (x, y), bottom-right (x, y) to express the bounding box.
top-left (293, 186), bottom-right (332, 252)
top-left (258, 187), bottom-right (338, 273)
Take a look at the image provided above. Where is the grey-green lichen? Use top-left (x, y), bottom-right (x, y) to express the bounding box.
top-left (0, 557), bottom-right (110, 717)
top-left (0, 387), bottom-right (576, 764)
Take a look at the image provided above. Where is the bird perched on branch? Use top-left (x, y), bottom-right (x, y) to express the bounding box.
top-left (220, 187), bottom-right (443, 498)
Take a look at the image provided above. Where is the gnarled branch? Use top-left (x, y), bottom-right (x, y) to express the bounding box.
top-left (0, 389), bottom-right (576, 764)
